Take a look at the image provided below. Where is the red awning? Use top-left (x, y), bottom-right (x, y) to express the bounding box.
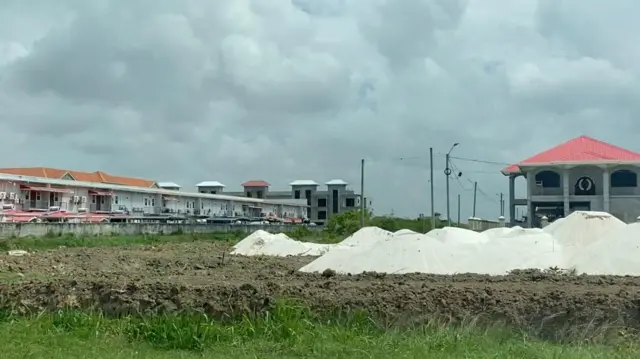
top-left (20, 185), bottom-right (73, 193)
top-left (89, 190), bottom-right (113, 196)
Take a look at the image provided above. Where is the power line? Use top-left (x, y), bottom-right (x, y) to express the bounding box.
top-left (449, 155), bottom-right (511, 166)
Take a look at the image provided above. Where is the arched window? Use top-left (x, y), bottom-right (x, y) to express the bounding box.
top-left (534, 171), bottom-right (561, 188)
top-left (611, 170), bottom-right (637, 188)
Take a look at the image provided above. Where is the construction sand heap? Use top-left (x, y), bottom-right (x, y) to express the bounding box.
top-left (570, 222), bottom-right (640, 275)
top-left (236, 211), bottom-right (637, 275)
top-left (231, 230), bottom-right (334, 257)
top-left (543, 211), bottom-right (625, 249)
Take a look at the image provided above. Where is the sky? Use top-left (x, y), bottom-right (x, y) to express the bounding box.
top-left (0, 0), bottom-right (638, 222)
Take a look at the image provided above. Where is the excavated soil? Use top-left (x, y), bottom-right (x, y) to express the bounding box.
top-left (1, 241), bottom-right (640, 338)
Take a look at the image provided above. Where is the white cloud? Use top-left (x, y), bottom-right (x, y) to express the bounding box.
top-left (0, 0), bottom-right (638, 221)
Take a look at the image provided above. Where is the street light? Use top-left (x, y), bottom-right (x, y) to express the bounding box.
top-left (445, 142), bottom-right (459, 226)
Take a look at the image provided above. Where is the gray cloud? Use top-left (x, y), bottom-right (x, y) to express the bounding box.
top-left (0, 0), bottom-right (638, 221)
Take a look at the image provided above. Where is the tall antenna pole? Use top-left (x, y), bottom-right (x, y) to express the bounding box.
top-left (457, 194), bottom-right (461, 226)
top-left (429, 147), bottom-right (435, 231)
top-left (360, 158), bottom-right (365, 228)
top-left (472, 181), bottom-right (477, 218)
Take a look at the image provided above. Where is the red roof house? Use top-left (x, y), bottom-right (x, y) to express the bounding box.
top-left (502, 136), bottom-right (640, 175)
top-left (241, 180), bottom-right (270, 187)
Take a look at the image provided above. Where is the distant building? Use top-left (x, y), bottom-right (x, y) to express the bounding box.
top-left (502, 136), bottom-right (640, 227)
top-left (216, 178), bottom-right (361, 224)
top-left (0, 167), bottom-right (306, 222)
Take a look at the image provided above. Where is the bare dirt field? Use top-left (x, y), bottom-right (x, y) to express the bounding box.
top-left (1, 241), bottom-right (640, 337)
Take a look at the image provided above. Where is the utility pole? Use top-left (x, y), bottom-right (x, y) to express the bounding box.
top-left (472, 181), bottom-right (477, 218)
top-left (429, 147), bottom-right (435, 231)
top-left (499, 192), bottom-right (504, 217)
top-left (457, 194), bottom-right (461, 226)
top-left (445, 153), bottom-right (451, 226)
top-left (360, 159), bottom-right (365, 227)
top-left (444, 142), bottom-right (459, 226)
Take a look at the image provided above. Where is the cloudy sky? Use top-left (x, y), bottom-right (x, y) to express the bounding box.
top-left (0, 0), bottom-right (637, 221)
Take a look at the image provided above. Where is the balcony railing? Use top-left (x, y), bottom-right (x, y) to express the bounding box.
top-left (23, 200), bottom-right (64, 211)
top-left (89, 203), bottom-right (112, 213)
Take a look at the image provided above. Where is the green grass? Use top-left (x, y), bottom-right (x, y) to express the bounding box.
top-left (0, 303), bottom-right (637, 359)
top-left (0, 233), bottom-right (243, 252)
top-left (0, 228), bottom-right (330, 252)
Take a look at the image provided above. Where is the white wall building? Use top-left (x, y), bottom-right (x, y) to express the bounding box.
top-left (0, 173), bottom-right (306, 219)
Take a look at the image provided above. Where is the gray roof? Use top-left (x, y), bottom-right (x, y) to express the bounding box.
top-left (325, 179), bottom-right (348, 185)
top-left (289, 180), bottom-right (319, 186)
top-left (195, 181), bottom-right (226, 187)
top-left (157, 182), bottom-right (181, 188)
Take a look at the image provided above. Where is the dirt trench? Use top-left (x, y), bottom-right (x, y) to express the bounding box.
top-left (1, 241), bottom-right (640, 339)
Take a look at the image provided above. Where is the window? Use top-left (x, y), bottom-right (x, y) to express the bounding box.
top-left (257, 190), bottom-right (263, 198)
top-left (534, 171), bottom-right (561, 187)
top-left (144, 198), bottom-right (148, 206)
top-left (317, 198), bottom-right (327, 207)
top-left (611, 170), bottom-right (638, 187)
top-left (200, 191), bottom-right (206, 194)
top-left (246, 192), bottom-right (252, 198)
top-left (318, 211), bottom-right (327, 220)
top-left (36, 192), bottom-right (41, 201)
top-left (151, 198), bottom-right (155, 206)
top-left (211, 191), bottom-right (217, 194)
top-left (346, 198), bottom-right (355, 207)
top-left (332, 190), bottom-right (339, 214)
top-left (305, 190), bottom-right (311, 199)
top-left (294, 190), bottom-right (300, 199)
top-left (114, 196), bottom-right (119, 204)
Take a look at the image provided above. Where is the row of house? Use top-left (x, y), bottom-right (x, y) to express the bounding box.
top-left (0, 167), bottom-right (308, 223)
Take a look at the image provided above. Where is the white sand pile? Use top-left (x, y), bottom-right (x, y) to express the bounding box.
top-left (339, 226), bottom-right (393, 246)
top-left (300, 232), bottom-right (456, 274)
top-left (460, 233), bottom-right (563, 274)
top-left (299, 227), bottom-right (395, 273)
top-left (232, 230), bottom-right (333, 257)
top-left (544, 211), bottom-right (625, 249)
top-left (394, 229), bottom-right (418, 236)
top-left (570, 223), bottom-right (640, 275)
top-left (483, 226), bottom-right (544, 240)
top-left (481, 227), bottom-right (516, 239)
top-left (427, 227), bottom-right (486, 243)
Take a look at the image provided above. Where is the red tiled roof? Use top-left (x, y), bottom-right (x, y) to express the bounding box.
top-left (241, 180), bottom-right (270, 187)
top-left (0, 167), bottom-right (157, 187)
top-left (502, 136), bottom-right (640, 175)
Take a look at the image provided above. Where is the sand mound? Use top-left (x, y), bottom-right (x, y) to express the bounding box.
top-left (461, 233), bottom-right (563, 274)
top-left (570, 222), bottom-right (640, 275)
top-left (232, 230), bottom-right (333, 257)
top-left (543, 211), bottom-right (625, 248)
top-left (339, 226), bottom-right (393, 246)
top-left (300, 232), bottom-right (455, 274)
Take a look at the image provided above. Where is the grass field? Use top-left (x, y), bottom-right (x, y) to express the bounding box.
top-left (0, 303), bottom-right (635, 359)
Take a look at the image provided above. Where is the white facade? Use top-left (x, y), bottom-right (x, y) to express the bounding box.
top-left (0, 173), bottom-right (305, 219)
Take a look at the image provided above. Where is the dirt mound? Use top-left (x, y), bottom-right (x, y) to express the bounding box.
top-left (1, 241), bottom-right (640, 339)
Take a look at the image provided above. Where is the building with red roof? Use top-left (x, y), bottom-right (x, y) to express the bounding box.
top-left (502, 136), bottom-right (640, 227)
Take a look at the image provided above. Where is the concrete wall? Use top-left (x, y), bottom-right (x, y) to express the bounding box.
top-left (610, 196), bottom-right (640, 223)
top-left (0, 223), bottom-right (322, 239)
